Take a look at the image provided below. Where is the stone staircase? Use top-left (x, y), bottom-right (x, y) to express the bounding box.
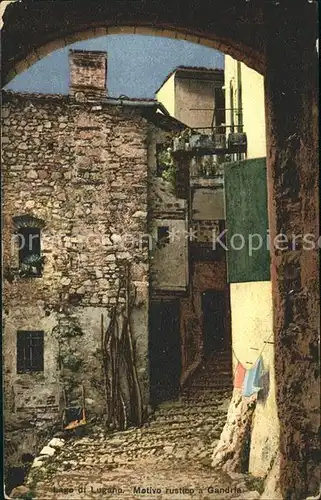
top-left (24, 350), bottom-right (249, 499)
top-left (181, 350), bottom-right (233, 402)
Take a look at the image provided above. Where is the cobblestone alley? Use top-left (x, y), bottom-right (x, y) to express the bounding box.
top-left (24, 355), bottom-right (262, 500)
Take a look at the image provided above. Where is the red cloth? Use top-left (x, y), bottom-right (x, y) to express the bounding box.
top-left (234, 362), bottom-right (246, 389)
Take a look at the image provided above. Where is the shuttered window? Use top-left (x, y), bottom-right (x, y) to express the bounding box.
top-left (224, 157), bottom-right (270, 283)
top-left (17, 331), bottom-right (44, 373)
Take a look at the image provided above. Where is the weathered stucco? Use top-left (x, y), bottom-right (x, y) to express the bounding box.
top-left (230, 281), bottom-right (279, 477)
top-left (192, 185), bottom-right (225, 221)
top-left (174, 72), bottom-right (224, 129)
top-left (224, 55), bottom-right (266, 160)
top-left (155, 73), bottom-right (175, 117)
top-left (157, 67), bottom-right (224, 130)
top-left (150, 217), bottom-right (188, 293)
top-left (264, 4), bottom-right (320, 496)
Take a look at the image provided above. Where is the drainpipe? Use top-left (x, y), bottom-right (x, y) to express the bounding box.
top-left (236, 61), bottom-right (243, 133)
top-left (236, 61), bottom-right (243, 161)
top-left (94, 97), bottom-right (170, 116)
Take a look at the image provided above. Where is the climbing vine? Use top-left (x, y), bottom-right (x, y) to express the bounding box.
top-left (101, 262), bottom-right (143, 431)
top-left (157, 147), bottom-right (177, 188)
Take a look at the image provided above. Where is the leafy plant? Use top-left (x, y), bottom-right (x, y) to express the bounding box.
top-left (176, 127), bottom-right (191, 141)
top-left (157, 148), bottom-right (173, 170)
top-left (162, 163), bottom-right (176, 186)
top-left (61, 326), bottom-right (84, 339)
top-left (3, 266), bottom-right (15, 283)
top-left (22, 491), bottom-right (36, 499)
top-left (199, 156), bottom-right (219, 177)
top-left (157, 148), bottom-right (177, 188)
top-left (19, 255), bottom-right (45, 277)
top-left (59, 353), bottom-right (83, 372)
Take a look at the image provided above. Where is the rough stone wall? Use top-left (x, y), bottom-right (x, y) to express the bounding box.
top-left (69, 50), bottom-right (107, 99)
top-left (264, 4), bottom-right (320, 498)
top-left (2, 91), bottom-right (151, 465)
top-left (191, 220), bottom-right (220, 244)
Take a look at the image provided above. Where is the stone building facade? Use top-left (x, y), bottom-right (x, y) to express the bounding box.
top-left (156, 66), bottom-right (231, 389)
top-left (2, 3), bottom-right (319, 497)
top-left (3, 49), bottom-right (263, 484)
top-left (2, 50), bottom-right (185, 467)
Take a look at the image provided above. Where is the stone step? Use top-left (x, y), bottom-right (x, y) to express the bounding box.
top-left (196, 368), bottom-right (232, 374)
top-left (194, 370), bottom-right (232, 378)
top-left (162, 394), bottom-right (230, 407)
top-left (180, 398), bottom-right (230, 405)
top-left (198, 360), bottom-right (232, 367)
top-left (193, 369), bottom-right (232, 378)
top-left (181, 391), bottom-right (232, 400)
top-left (194, 367), bottom-right (232, 372)
top-left (150, 407), bottom-right (227, 420)
top-left (202, 358), bottom-right (232, 365)
top-left (188, 384), bottom-right (232, 391)
top-left (192, 381), bottom-right (232, 387)
top-left (186, 380), bottom-right (233, 387)
top-left (148, 415), bottom-right (227, 427)
top-left (147, 417), bottom-right (224, 429)
top-left (180, 395), bottom-right (231, 404)
top-left (150, 407), bottom-right (227, 418)
top-left (184, 387), bottom-right (233, 395)
top-left (182, 384), bottom-right (233, 391)
top-left (151, 405), bottom-right (228, 417)
top-left (63, 435), bottom-right (221, 457)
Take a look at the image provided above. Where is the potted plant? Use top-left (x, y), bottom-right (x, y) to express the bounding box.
top-left (173, 128), bottom-right (191, 151)
top-left (19, 254), bottom-right (45, 277)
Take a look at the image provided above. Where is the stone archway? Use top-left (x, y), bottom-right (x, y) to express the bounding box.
top-left (1, 0), bottom-right (266, 83)
top-left (1, 2), bottom-right (319, 498)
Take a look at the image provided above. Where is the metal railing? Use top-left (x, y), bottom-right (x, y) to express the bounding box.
top-left (191, 124), bottom-right (244, 135)
top-left (172, 125), bottom-right (247, 156)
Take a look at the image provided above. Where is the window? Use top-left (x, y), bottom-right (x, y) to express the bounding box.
top-left (157, 226), bottom-right (170, 248)
top-left (17, 227), bottom-right (42, 276)
top-left (17, 331), bottom-right (44, 373)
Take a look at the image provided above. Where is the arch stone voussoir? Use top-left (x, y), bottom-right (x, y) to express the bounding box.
top-left (1, 2), bottom-right (319, 499)
top-left (1, 0), bottom-right (266, 83)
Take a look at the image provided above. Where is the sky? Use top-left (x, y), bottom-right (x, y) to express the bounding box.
top-left (5, 35), bottom-right (224, 98)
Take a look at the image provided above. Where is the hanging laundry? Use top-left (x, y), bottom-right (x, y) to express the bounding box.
top-left (258, 370), bottom-right (270, 401)
top-left (242, 356), bottom-right (263, 397)
top-left (234, 362), bottom-right (246, 389)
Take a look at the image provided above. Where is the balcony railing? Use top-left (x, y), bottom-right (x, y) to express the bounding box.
top-left (172, 125), bottom-right (247, 157)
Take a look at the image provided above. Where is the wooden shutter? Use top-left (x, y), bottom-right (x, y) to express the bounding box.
top-left (224, 157), bottom-right (270, 283)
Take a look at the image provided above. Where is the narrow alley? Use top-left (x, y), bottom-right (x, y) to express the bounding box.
top-left (26, 353), bottom-right (261, 500)
top-left (2, 3), bottom-right (319, 499)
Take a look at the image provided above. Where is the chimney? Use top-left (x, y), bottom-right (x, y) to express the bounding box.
top-left (69, 50), bottom-right (107, 101)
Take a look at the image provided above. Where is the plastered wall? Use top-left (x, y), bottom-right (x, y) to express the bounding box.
top-left (230, 281), bottom-right (279, 476)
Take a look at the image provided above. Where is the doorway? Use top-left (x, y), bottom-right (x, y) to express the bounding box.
top-left (202, 290), bottom-right (226, 356)
top-left (149, 299), bottom-right (181, 406)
